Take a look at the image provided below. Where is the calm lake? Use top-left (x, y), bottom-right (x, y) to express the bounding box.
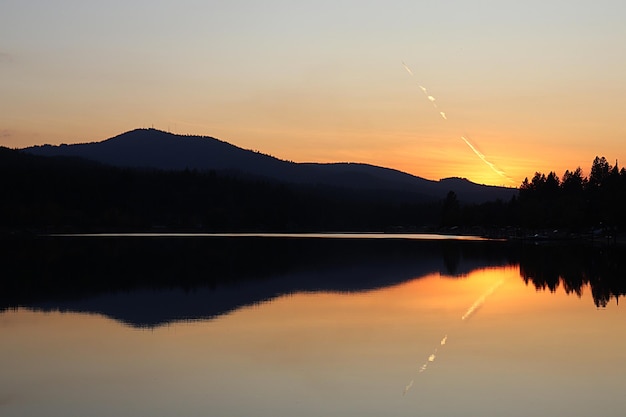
top-left (1, 234), bottom-right (625, 417)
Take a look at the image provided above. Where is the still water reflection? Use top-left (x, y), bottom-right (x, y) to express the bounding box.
top-left (1, 236), bottom-right (625, 417)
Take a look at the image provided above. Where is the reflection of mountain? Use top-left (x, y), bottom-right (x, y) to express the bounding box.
top-left (3, 237), bottom-right (624, 327)
top-left (1, 236), bottom-right (514, 327)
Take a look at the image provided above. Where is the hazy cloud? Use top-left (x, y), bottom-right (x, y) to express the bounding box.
top-left (0, 52), bottom-right (13, 63)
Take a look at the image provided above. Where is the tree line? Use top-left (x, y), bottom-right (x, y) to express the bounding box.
top-left (0, 147), bottom-right (439, 233)
top-left (2, 147), bottom-right (625, 235)
top-left (517, 156), bottom-right (626, 230)
top-left (436, 156), bottom-right (626, 235)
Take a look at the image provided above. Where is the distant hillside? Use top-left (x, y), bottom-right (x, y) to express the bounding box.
top-left (23, 128), bottom-right (517, 204)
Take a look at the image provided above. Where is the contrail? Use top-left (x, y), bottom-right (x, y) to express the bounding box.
top-left (403, 380), bottom-right (414, 396)
top-left (402, 61), bottom-right (514, 183)
top-left (460, 136), bottom-right (513, 182)
top-left (402, 61), bottom-right (414, 76)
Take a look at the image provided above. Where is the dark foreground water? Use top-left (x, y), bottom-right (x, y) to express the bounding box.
top-left (1, 235), bottom-right (625, 417)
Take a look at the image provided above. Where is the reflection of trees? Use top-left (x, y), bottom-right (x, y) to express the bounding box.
top-left (518, 244), bottom-right (626, 307)
top-left (439, 240), bottom-right (517, 277)
top-left (442, 241), bottom-right (461, 275)
top-left (2, 235), bottom-right (625, 327)
top-left (0, 236), bottom-right (513, 310)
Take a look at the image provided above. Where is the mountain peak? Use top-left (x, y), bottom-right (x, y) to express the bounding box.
top-left (105, 128), bottom-right (221, 147)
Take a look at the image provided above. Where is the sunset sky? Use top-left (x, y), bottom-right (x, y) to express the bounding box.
top-left (2, 1), bottom-right (626, 186)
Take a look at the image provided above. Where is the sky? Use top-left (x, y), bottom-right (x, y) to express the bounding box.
top-left (2, 1), bottom-right (626, 186)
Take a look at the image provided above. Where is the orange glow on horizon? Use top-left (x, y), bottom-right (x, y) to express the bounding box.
top-left (3, 115), bottom-right (623, 187)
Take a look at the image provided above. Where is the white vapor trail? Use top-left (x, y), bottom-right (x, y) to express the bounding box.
top-left (402, 61), bottom-right (414, 76)
top-left (401, 62), bottom-right (514, 183)
top-left (403, 380), bottom-right (414, 396)
top-left (460, 136), bottom-right (512, 182)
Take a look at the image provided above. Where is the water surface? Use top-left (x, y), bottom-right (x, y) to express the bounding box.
top-left (1, 236), bottom-right (624, 416)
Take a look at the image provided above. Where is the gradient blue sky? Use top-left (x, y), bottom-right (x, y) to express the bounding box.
top-left (2, 0), bottom-right (626, 185)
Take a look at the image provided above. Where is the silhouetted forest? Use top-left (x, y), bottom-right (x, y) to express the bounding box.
top-left (2, 146), bottom-right (625, 235)
top-left (517, 156), bottom-right (626, 231)
top-left (1, 147), bottom-right (440, 233)
top-left (437, 156), bottom-right (626, 236)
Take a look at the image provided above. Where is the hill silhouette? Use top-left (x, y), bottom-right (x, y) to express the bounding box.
top-left (23, 128), bottom-right (516, 204)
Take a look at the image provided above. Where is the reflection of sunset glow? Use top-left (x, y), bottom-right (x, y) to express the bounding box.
top-left (461, 278), bottom-right (506, 321)
top-left (1, 263), bottom-right (625, 416)
top-left (404, 268), bottom-right (509, 395)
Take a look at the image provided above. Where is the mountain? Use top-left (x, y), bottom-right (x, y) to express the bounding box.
top-left (23, 128), bottom-right (517, 204)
